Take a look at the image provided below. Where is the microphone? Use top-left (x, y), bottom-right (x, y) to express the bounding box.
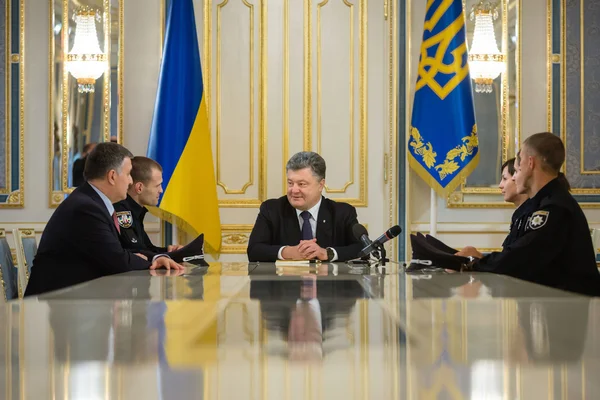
top-left (352, 224), bottom-right (372, 249)
top-left (357, 225), bottom-right (402, 258)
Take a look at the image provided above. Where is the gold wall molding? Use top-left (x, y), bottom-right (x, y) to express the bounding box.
top-left (561, 0), bottom-right (566, 180)
top-left (500, 0), bottom-right (510, 164)
top-left (310, 0), bottom-right (367, 207)
top-left (547, 0), bottom-right (600, 195)
top-left (446, 191), bottom-right (515, 208)
top-left (0, 0), bottom-right (24, 208)
top-left (283, 0), bottom-right (368, 209)
top-left (212, 0), bottom-right (267, 207)
top-left (547, 0), bottom-right (553, 131)
top-left (47, 1), bottom-right (56, 207)
top-left (101, 0), bottom-right (110, 143)
top-left (281, 0), bottom-right (289, 194)
top-left (303, 0), bottom-right (312, 151)
top-left (2, 0), bottom-right (8, 197)
top-left (577, 0), bottom-right (599, 175)
top-left (216, 0), bottom-right (254, 195)
top-left (316, 0), bottom-right (355, 194)
top-left (389, 0), bottom-right (398, 260)
top-left (221, 224), bottom-right (253, 255)
top-left (118, 0), bottom-right (124, 145)
top-left (60, 0), bottom-right (68, 193)
top-left (207, 0), bottom-right (373, 210)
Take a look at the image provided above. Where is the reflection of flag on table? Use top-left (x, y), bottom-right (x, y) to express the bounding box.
top-left (164, 268), bottom-right (221, 367)
top-left (147, 0), bottom-right (221, 252)
top-left (408, 0), bottom-right (479, 197)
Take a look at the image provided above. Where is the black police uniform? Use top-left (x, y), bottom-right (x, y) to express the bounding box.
top-left (113, 195), bottom-right (167, 254)
top-left (473, 177), bottom-right (600, 296)
top-left (501, 199), bottom-right (534, 248)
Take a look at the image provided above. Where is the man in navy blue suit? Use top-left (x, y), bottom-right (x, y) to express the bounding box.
top-left (247, 152), bottom-right (363, 262)
top-left (25, 142), bottom-right (183, 296)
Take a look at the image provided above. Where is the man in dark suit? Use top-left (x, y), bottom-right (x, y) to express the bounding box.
top-left (25, 143), bottom-right (183, 296)
top-left (247, 151), bottom-right (363, 262)
top-left (250, 276), bottom-right (365, 360)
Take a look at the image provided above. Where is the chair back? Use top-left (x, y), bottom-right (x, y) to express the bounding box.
top-left (0, 229), bottom-right (18, 301)
top-left (13, 228), bottom-right (37, 297)
top-left (591, 229), bottom-right (600, 258)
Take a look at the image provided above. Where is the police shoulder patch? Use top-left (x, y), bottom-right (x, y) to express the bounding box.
top-left (116, 211), bottom-right (133, 229)
top-left (528, 210), bottom-right (549, 230)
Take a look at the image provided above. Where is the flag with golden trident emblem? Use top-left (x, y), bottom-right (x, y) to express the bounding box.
top-left (408, 0), bottom-right (479, 197)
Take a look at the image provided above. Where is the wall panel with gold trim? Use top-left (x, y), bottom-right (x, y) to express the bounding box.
top-left (207, 0), bottom-right (266, 208)
top-left (206, 0), bottom-right (397, 257)
top-left (0, 0), bottom-right (24, 208)
top-left (549, 0), bottom-right (600, 206)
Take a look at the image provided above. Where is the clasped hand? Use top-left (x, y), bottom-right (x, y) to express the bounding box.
top-left (282, 238), bottom-right (328, 261)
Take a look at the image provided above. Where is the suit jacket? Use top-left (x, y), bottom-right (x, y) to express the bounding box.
top-left (474, 178), bottom-right (600, 296)
top-left (25, 182), bottom-right (151, 296)
top-left (250, 279), bottom-right (364, 339)
top-left (247, 196), bottom-right (363, 262)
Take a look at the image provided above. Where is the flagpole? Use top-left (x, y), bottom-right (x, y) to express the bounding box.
top-left (172, 223), bottom-right (179, 246)
top-left (430, 188), bottom-right (438, 236)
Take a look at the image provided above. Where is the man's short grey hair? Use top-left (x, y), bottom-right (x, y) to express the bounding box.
top-left (84, 142), bottom-right (134, 181)
top-left (286, 151), bottom-right (326, 181)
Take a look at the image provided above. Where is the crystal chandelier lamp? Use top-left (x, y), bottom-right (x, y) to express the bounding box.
top-left (467, 1), bottom-right (505, 93)
top-left (65, 7), bottom-right (107, 93)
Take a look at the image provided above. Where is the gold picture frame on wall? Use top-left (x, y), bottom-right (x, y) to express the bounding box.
top-left (48, 0), bottom-right (123, 207)
top-left (0, 0), bottom-right (25, 208)
top-left (446, 0), bottom-right (521, 208)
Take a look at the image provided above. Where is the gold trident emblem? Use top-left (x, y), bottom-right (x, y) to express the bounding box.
top-left (415, 0), bottom-right (469, 100)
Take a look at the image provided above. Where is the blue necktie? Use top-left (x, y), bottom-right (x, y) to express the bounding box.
top-left (300, 211), bottom-right (313, 240)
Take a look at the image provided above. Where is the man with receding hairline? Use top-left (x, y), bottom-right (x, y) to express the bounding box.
top-left (25, 142), bottom-right (183, 296)
top-left (458, 132), bottom-right (600, 296)
top-left (247, 151), bottom-right (363, 262)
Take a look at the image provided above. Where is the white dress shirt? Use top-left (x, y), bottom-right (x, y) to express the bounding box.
top-left (277, 199), bottom-right (338, 261)
top-left (297, 298), bottom-right (322, 333)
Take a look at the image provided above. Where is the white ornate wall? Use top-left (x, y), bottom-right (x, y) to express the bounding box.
top-left (2, 0), bottom-right (598, 258)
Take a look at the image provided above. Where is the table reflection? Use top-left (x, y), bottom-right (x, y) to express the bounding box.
top-left (1, 263), bottom-right (598, 399)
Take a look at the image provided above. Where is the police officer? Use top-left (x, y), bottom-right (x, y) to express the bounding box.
top-left (426, 157), bottom-right (531, 259)
top-left (113, 157), bottom-right (183, 254)
top-left (458, 132), bottom-right (600, 296)
top-left (499, 157), bottom-right (531, 248)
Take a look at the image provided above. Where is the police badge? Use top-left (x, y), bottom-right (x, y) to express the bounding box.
top-left (528, 210), bottom-right (549, 230)
top-left (116, 211), bottom-right (133, 229)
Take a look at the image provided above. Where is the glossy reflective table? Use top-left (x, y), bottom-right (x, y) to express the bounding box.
top-left (1, 262), bottom-right (598, 399)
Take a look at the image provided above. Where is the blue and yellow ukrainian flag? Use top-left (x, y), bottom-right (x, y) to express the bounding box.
top-left (408, 0), bottom-right (479, 197)
top-left (147, 0), bottom-right (221, 253)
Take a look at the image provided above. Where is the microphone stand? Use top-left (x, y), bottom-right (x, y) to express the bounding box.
top-left (374, 242), bottom-right (389, 266)
top-left (369, 243), bottom-right (403, 272)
